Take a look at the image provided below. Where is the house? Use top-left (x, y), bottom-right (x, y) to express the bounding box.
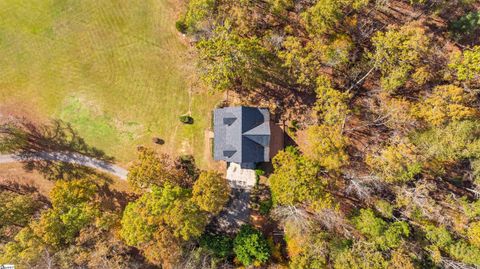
top-left (213, 106), bottom-right (271, 165)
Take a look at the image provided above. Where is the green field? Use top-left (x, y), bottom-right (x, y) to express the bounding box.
top-left (0, 0), bottom-right (221, 167)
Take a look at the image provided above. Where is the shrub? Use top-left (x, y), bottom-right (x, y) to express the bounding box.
top-left (233, 225), bottom-right (271, 266)
top-left (200, 233), bottom-right (233, 258)
top-left (259, 199), bottom-right (273, 216)
top-left (450, 12), bottom-right (480, 39)
top-left (179, 115), bottom-right (194, 124)
top-left (175, 20), bottom-right (187, 34)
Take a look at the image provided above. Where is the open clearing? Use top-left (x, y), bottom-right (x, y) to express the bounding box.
top-left (0, 0), bottom-right (221, 168)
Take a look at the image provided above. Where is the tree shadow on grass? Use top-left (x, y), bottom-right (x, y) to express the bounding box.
top-left (0, 118), bottom-right (115, 181)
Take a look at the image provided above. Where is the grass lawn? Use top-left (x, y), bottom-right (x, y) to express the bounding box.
top-left (0, 0), bottom-right (222, 168)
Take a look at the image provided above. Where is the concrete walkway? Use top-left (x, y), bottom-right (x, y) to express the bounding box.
top-left (213, 162), bottom-right (257, 233)
top-left (226, 162), bottom-right (256, 189)
top-left (0, 152), bottom-right (128, 180)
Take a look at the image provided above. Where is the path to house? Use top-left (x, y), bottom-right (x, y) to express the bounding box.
top-left (0, 152), bottom-right (128, 180)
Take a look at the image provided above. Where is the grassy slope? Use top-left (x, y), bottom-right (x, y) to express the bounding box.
top-left (0, 0), bottom-right (221, 167)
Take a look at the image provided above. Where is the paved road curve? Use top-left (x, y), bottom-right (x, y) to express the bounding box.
top-left (0, 152), bottom-right (128, 180)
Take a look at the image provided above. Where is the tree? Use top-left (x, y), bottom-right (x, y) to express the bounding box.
top-left (449, 46), bottom-right (480, 85)
top-left (268, 0), bottom-right (294, 15)
top-left (30, 178), bottom-right (100, 247)
top-left (127, 148), bottom-right (184, 191)
top-left (50, 178), bottom-right (98, 209)
top-left (32, 205), bottom-right (98, 247)
top-left (369, 22), bottom-right (430, 92)
top-left (450, 11), bottom-right (480, 40)
top-left (314, 76), bottom-right (351, 125)
top-left (233, 225), bottom-right (271, 266)
top-left (375, 93), bottom-right (416, 131)
top-left (366, 140), bottom-right (422, 183)
top-left (269, 147), bottom-right (326, 206)
top-left (120, 183), bottom-right (210, 266)
top-left (412, 120), bottom-right (480, 163)
top-left (0, 227), bottom-right (47, 268)
top-left (448, 240), bottom-right (480, 266)
top-left (301, 0), bottom-right (368, 36)
top-left (120, 184), bottom-right (189, 246)
top-left (333, 241), bottom-right (389, 269)
top-left (200, 233), bottom-right (234, 258)
top-left (353, 209), bottom-right (410, 250)
top-left (192, 171), bottom-right (230, 214)
top-left (305, 124), bottom-right (349, 171)
top-left (389, 248), bottom-right (415, 269)
top-left (0, 191), bottom-right (41, 234)
top-left (179, 0), bottom-right (216, 33)
top-left (467, 221), bottom-right (480, 248)
top-left (412, 84), bottom-right (477, 126)
top-left (425, 225), bottom-right (453, 248)
top-left (279, 35), bottom-right (353, 87)
top-left (164, 199), bottom-right (208, 240)
top-left (196, 24), bottom-right (268, 92)
top-left (286, 227), bottom-right (328, 269)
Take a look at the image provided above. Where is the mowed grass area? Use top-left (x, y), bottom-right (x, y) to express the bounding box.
top-left (0, 0), bottom-right (221, 168)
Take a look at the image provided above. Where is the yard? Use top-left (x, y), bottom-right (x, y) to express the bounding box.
top-left (0, 0), bottom-right (221, 168)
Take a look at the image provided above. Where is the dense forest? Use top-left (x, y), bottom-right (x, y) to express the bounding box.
top-left (1, 0), bottom-right (480, 268)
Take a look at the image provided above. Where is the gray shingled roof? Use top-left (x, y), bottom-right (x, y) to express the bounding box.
top-left (213, 106), bottom-right (270, 163)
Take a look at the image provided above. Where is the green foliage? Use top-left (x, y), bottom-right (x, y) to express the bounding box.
top-left (305, 124), bottom-right (350, 171)
top-left (33, 205), bottom-right (98, 247)
top-left (279, 35), bottom-right (353, 87)
top-left (196, 24), bottom-right (268, 92)
top-left (179, 115), bottom-right (194, 124)
top-left (164, 199), bottom-right (208, 240)
top-left (314, 76), bottom-right (351, 125)
top-left (353, 209), bottom-right (410, 250)
top-left (233, 225), bottom-right (271, 266)
top-left (467, 221), bottom-right (480, 248)
top-left (192, 171), bottom-right (230, 214)
top-left (0, 192), bottom-right (41, 231)
top-left (460, 197), bottom-right (480, 219)
top-left (120, 184), bottom-right (190, 246)
top-left (333, 242), bottom-right (389, 269)
top-left (30, 178), bottom-right (100, 247)
top-left (127, 148), bottom-right (182, 191)
top-left (176, 20), bottom-right (187, 33)
top-left (449, 46), bottom-right (480, 85)
top-left (180, 0), bottom-right (216, 33)
top-left (425, 225), bottom-right (453, 248)
top-left (354, 209), bottom-right (387, 238)
top-left (450, 12), bottom-right (480, 39)
top-left (268, 0), bottom-right (294, 15)
top-left (301, 0), bottom-right (367, 35)
top-left (375, 199), bottom-right (395, 219)
top-left (50, 178), bottom-right (98, 209)
top-left (200, 233), bottom-right (234, 258)
top-left (412, 120), bottom-right (480, 163)
top-left (366, 140), bottom-right (422, 183)
top-left (448, 240), bottom-right (480, 265)
top-left (259, 198), bottom-right (273, 215)
top-left (369, 22), bottom-right (430, 92)
top-left (269, 147), bottom-right (326, 206)
top-left (255, 168), bottom-right (265, 177)
top-left (0, 227), bottom-right (45, 267)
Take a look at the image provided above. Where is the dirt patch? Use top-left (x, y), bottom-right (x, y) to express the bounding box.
top-left (0, 163), bottom-right (54, 196)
